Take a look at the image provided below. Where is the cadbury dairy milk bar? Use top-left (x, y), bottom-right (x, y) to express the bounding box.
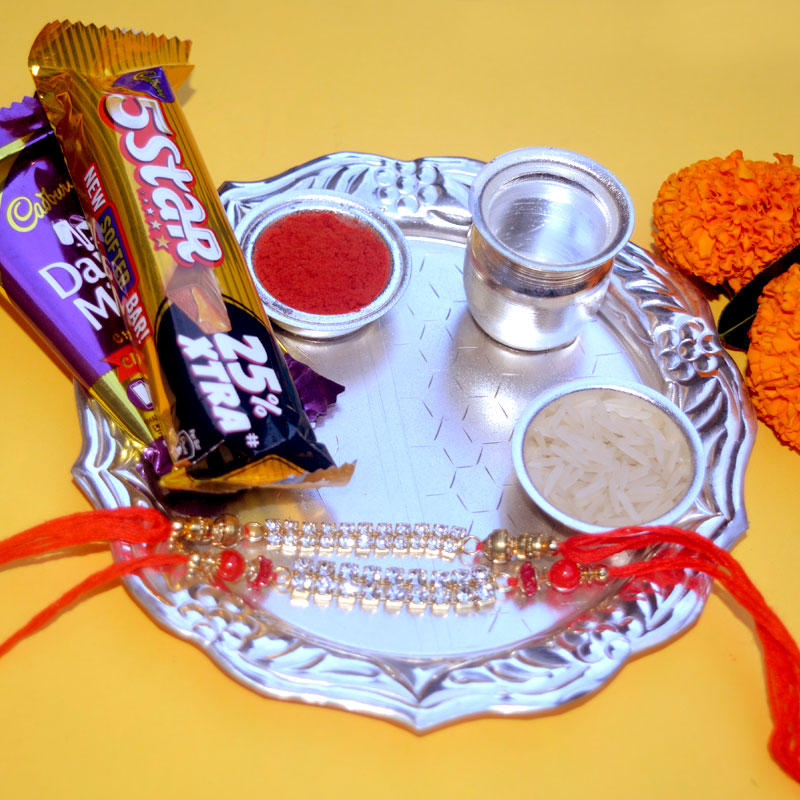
top-left (0, 95), bottom-right (162, 451)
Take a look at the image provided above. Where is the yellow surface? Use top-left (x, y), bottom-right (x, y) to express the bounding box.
top-left (1, 2), bottom-right (799, 797)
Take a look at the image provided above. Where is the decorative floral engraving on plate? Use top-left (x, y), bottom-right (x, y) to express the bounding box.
top-left (72, 153), bottom-right (756, 730)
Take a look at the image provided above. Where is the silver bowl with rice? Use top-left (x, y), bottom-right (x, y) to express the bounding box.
top-left (512, 378), bottom-right (706, 534)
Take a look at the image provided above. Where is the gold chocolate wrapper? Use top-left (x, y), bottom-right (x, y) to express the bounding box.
top-left (30, 21), bottom-right (351, 493)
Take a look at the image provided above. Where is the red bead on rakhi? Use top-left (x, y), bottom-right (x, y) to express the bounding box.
top-left (548, 559), bottom-right (581, 592)
top-left (217, 549), bottom-right (246, 582)
top-left (519, 560), bottom-right (538, 597)
top-left (249, 555), bottom-right (274, 588)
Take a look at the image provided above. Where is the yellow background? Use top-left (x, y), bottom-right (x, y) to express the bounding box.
top-left (1, 2), bottom-right (800, 797)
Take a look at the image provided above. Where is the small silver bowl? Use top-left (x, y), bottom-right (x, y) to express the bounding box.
top-left (511, 379), bottom-right (706, 534)
top-left (464, 147), bottom-right (634, 351)
top-left (235, 190), bottom-right (411, 339)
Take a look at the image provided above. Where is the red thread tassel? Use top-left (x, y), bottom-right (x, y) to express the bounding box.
top-left (561, 525), bottom-right (800, 784)
top-left (0, 507), bottom-right (182, 658)
top-left (0, 507), bottom-right (172, 566)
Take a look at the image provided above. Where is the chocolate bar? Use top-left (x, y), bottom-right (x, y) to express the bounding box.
top-left (30, 22), bottom-right (350, 492)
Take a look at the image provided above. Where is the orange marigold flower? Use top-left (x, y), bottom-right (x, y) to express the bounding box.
top-left (746, 263), bottom-right (800, 451)
top-left (653, 151), bottom-right (800, 291)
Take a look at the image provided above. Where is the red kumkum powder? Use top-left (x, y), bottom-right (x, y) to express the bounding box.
top-left (253, 210), bottom-right (392, 315)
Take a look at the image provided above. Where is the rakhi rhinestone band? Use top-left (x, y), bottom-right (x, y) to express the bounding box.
top-left (167, 514), bottom-right (611, 616)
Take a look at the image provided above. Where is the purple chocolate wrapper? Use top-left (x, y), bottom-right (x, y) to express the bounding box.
top-left (0, 96), bottom-right (132, 388)
top-left (284, 353), bottom-right (345, 423)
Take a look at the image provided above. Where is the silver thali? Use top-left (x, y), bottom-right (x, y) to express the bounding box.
top-left (72, 153), bottom-right (756, 730)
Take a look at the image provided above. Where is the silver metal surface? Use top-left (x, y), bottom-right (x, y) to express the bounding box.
top-left (72, 152), bottom-right (756, 730)
top-left (236, 190), bottom-right (411, 338)
top-left (511, 378), bottom-right (706, 534)
top-left (464, 148), bottom-right (634, 351)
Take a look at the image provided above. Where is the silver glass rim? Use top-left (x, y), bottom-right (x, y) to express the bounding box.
top-left (469, 147), bottom-right (635, 276)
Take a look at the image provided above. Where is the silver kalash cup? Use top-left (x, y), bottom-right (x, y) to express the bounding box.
top-left (463, 148), bottom-right (634, 351)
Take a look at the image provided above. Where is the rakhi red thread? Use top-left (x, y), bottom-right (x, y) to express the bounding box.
top-left (561, 525), bottom-right (800, 783)
top-left (253, 211), bottom-right (391, 315)
top-left (0, 509), bottom-right (799, 783)
top-left (0, 507), bottom-right (184, 658)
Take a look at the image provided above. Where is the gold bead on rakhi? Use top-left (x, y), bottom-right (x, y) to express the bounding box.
top-left (243, 521), bottom-right (265, 544)
top-left (211, 513), bottom-right (241, 547)
top-left (186, 515), bottom-right (213, 543)
top-left (481, 528), bottom-right (514, 563)
top-left (480, 529), bottom-right (560, 562)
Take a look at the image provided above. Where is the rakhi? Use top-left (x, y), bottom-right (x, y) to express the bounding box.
top-left (0, 506), bottom-right (799, 784)
top-left (165, 516), bottom-right (610, 612)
